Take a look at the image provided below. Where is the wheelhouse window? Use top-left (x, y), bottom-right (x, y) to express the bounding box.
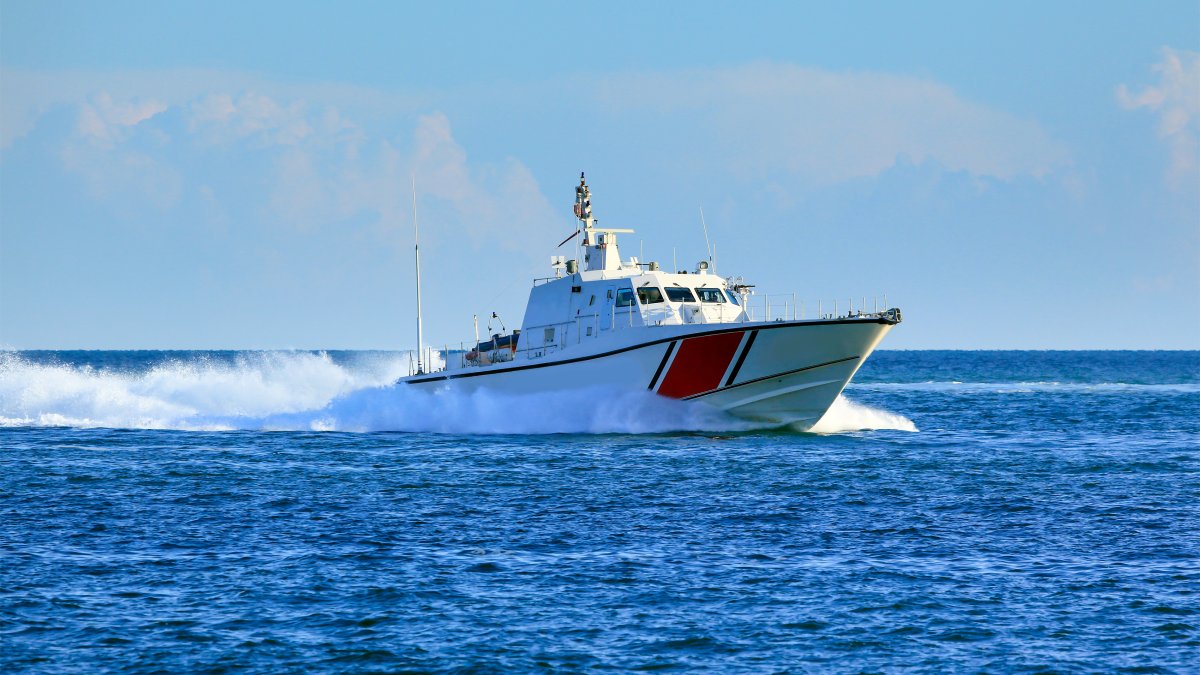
top-left (726, 290), bottom-right (740, 305)
top-left (636, 287), bottom-right (664, 304)
top-left (665, 287), bottom-right (697, 303)
top-left (615, 288), bottom-right (635, 307)
top-left (697, 288), bottom-right (725, 303)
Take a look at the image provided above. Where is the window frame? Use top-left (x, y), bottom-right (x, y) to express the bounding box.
top-left (636, 286), bottom-right (665, 305)
top-left (665, 287), bottom-right (697, 303)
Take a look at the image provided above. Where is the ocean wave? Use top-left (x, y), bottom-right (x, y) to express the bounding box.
top-left (849, 381), bottom-right (1200, 394)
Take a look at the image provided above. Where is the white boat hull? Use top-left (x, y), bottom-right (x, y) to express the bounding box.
top-left (401, 316), bottom-right (896, 430)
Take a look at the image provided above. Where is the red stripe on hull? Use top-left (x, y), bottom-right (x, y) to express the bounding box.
top-left (656, 331), bottom-right (745, 398)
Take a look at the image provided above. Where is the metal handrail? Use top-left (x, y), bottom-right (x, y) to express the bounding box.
top-left (737, 293), bottom-right (894, 322)
top-left (406, 292), bottom-right (898, 375)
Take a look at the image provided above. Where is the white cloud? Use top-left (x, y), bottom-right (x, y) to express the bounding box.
top-left (58, 92), bottom-right (178, 208)
top-left (264, 111), bottom-right (561, 257)
top-left (75, 92), bottom-right (167, 146)
top-left (0, 67), bottom-right (425, 149)
top-left (60, 142), bottom-right (183, 210)
top-left (4, 63), bottom-right (1070, 192)
top-left (4, 62), bottom-right (1072, 247)
top-left (1118, 48), bottom-right (1200, 189)
top-left (23, 80), bottom-right (557, 244)
top-left (408, 112), bottom-right (561, 250)
top-left (188, 92), bottom-right (313, 146)
top-left (592, 62), bottom-right (1070, 183)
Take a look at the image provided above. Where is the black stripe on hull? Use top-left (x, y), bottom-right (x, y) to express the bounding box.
top-left (647, 341), bottom-right (677, 390)
top-left (404, 317), bottom-right (890, 385)
top-left (724, 330), bottom-right (758, 387)
top-left (683, 355), bottom-right (861, 401)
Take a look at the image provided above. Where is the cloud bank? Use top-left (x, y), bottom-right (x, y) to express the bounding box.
top-left (592, 62), bottom-right (1070, 183)
top-left (1, 61), bottom-right (1073, 267)
top-left (1118, 48), bottom-right (1200, 188)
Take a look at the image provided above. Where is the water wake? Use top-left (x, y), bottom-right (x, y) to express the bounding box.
top-left (810, 395), bottom-right (919, 433)
top-left (0, 351), bottom-right (915, 434)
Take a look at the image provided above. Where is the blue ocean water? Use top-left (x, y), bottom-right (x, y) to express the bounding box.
top-left (1, 350), bottom-right (1197, 672)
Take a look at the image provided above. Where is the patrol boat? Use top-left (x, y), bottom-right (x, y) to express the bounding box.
top-left (401, 174), bottom-right (901, 430)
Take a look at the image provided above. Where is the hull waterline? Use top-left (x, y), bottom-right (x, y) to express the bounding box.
top-left (400, 316), bottom-right (896, 430)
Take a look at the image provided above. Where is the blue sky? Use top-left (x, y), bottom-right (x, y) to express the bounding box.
top-left (1, 1), bottom-right (1197, 349)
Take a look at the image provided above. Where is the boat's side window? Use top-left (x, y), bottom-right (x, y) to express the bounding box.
top-left (544, 327), bottom-right (555, 343)
top-left (588, 294), bottom-right (595, 306)
top-left (637, 287), bottom-right (664, 305)
top-left (725, 290), bottom-right (740, 305)
top-left (697, 288), bottom-right (725, 303)
top-left (666, 287), bottom-right (697, 303)
top-left (615, 288), bottom-right (635, 307)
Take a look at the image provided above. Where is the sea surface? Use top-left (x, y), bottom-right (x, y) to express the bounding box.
top-left (1, 350), bottom-right (1197, 673)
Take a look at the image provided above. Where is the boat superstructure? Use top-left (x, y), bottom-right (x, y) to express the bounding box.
top-left (400, 173), bottom-right (901, 430)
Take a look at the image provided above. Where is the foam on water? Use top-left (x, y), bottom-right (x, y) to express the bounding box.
top-left (810, 395), bottom-right (919, 433)
top-left (0, 351), bottom-right (915, 434)
top-left (0, 351), bottom-right (409, 431)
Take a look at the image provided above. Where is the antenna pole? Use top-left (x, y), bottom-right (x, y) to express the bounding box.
top-left (412, 175), bottom-right (425, 374)
top-left (700, 207), bottom-right (713, 264)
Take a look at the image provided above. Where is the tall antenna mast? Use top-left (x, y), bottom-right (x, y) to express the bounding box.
top-left (412, 174), bottom-right (425, 375)
top-left (699, 206), bottom-right (713, 264)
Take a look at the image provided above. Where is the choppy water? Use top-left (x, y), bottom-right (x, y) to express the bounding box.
top-left (1, 350), bottom-right (1197, 672)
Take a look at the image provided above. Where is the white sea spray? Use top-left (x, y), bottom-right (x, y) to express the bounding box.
top-left (0, 351), bottom-right (916, 434)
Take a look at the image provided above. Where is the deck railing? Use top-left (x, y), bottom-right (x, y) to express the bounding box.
top-left (737, 293), bottom-right (893, 322)
top-left (406, 292), bottom-right (897, 376)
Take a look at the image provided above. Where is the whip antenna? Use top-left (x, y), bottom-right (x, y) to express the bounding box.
top-left (412, 174), bottom-right (425, 375)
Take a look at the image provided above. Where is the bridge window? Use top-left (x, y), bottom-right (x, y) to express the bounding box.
top-left (636, 287), bottom-right (664, 304)
top-left (726, 290), bottom-right (740, 305)
top-left (615, 288), bottom-right (635, 307)
top-left (697, 288), bottom-right (725, 303)
top-left (665, 287), bottom-right (697, 303)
